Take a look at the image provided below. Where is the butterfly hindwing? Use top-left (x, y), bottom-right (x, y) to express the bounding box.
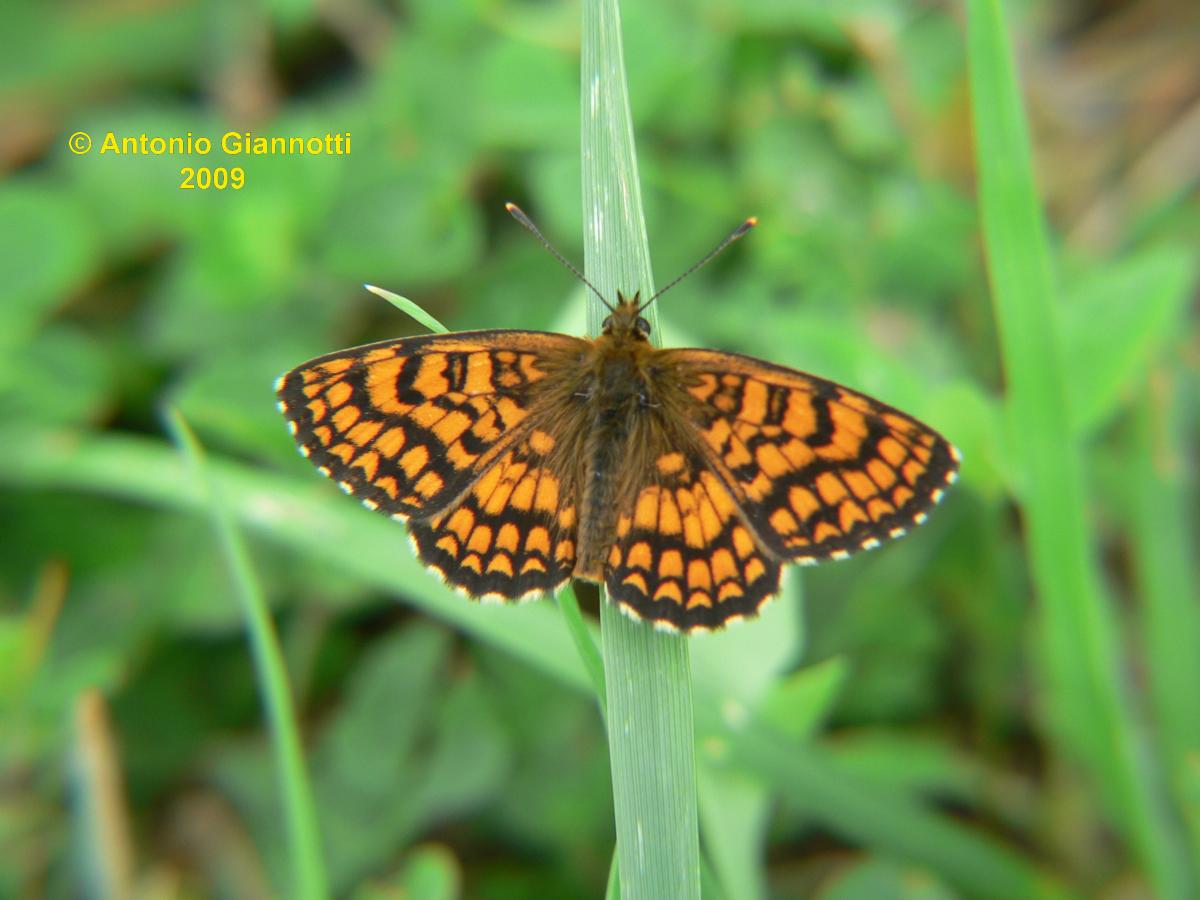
top-left (276, 330), bottom-right (584, 521)
top-left (409, 431), bottom-right (580, 600)
top-left (604, 444), bottom-right (781, 632)
top-left (665, 349), bottom-right (960, 564)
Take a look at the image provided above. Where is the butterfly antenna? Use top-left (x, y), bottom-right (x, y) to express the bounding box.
top-left (639, 216), bottom-right (758, 312)
top-left (505, 203), bottom-right (615, 312)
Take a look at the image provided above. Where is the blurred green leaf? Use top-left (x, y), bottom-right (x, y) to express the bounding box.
top-left (319, 167), bottom-right (484, 287)
top-left (170, 407), bottom-right (328, 899)
top-left (829, 730), bottom-right (978, 803)
top-left (761, 656), bottom-right (849, 739)
top-left (0, 616), bottom-right (30, 716)
top-left (475, 42), bottom-right (576, 149)
top-left (693, 576), bottom-right (804, 900)
top-left (826, 74), bottom-right (901, 162)
top-left (1061, 245), bottom-right (1196, 434)
top-left (0, 184), bottom-right (96, 345)
top-left (701, 712), bottom-right (1072, 900)
top-left (0, 325), bottom-right (110, 429)
top-left (622, 2), bottom-right (724, 135)
top-left (692, 573), bottom-right (805, 709)
top-left (0, 428), bottom-right (590, 689)
top-left (1127, 377), bottom-right (1200, 858)
top-left (417, 667), bottom-right (510, 819)
top-left (215, 624), bottom-right (505, 893)
top-left (697, 763), bottom-right (770, 900)
top-left (312, 625), bottom-right (450, 887)
top-left (403, 845), bottom-right (461, 900)
top-left (816, 856), bottom-right (957, 900)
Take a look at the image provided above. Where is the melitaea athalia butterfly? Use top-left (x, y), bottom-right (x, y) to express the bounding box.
top-left (275, 205), bottom-right (960, 633)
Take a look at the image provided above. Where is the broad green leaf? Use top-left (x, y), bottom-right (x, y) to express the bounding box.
top-left (1060, 245), bottom-right (1196, 434)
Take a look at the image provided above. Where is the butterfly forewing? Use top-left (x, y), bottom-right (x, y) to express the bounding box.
top-left (275, 330), bottom-right (584, 522)
top-left (663, 348), bottom-right (960, 564)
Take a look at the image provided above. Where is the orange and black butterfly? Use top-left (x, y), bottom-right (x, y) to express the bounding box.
top-left (276, 206), bottom-right (959, 633)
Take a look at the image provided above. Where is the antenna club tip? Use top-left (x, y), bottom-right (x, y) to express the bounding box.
top-left (730, 216), bottom-right (757, 238)
top-left (506, 202), bottom-right (535, 225)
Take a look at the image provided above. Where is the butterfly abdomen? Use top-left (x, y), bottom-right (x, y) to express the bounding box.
top-left (572, 345), bottom-right (655, 580)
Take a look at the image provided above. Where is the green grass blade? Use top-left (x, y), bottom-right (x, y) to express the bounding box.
top-left (965, 1), bottom-right (1194, 894)
top-left (606, 849), bottom-right (621, 900)
top-left (1130, 377), bottom-right (1200, 857)
top-left (363, 284), bottom-right (450, 334)
top-left (557, 584), bottom-right (608, 715)
top-left (599, 600), bottom-right (698, 899)
top-left (165, 409), bottom-right (328, 900)
top-left (70, 691), bottom-right (135, 900)
top-left (580, 0), bottom-right (700, 897)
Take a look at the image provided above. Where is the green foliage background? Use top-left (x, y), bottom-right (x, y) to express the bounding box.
top-left (2, 0), bottom-right (1198, 897)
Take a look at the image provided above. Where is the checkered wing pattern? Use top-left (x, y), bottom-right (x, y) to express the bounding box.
top-left (603, 443), bottom-right (781, 632)
top-left (276, 331), bottom-right (585, 598)
top-left (408, 429), bottom-right (579, 599)
top-left (666, 349), bottom-right (960, 565)
top-left (277, 307), bottom-right (961, 632)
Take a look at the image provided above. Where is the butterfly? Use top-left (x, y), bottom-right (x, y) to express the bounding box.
top-left (275, 206), bottom-right (960, 633)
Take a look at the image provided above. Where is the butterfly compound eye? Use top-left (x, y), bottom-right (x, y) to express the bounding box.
top-left (635, 316), bottom-right (652, 336)
top-left (602, 315), bottom-right (614, 331)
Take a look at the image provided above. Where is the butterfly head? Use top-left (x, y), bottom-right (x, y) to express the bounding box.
top-left (504, 203), bottom-right (755, 347)
top-left (601, 292), bottom-right (653, 341)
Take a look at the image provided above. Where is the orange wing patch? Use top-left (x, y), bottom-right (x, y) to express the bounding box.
top-left (408, 434), bottom-right (578, 599)
top-left (666, 349), bottom-right (960, 564)
top-left (276, 331), bottom-right (581, 522)
top-left (604, 448), bottom-right (781, 632)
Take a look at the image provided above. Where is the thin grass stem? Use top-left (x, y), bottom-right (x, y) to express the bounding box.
top-left (167, 409), bottom-right (328, 900)
top-left (580, 0), bottom-right (700, 896)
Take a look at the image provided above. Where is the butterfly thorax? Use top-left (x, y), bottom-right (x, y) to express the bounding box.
top-left (572, 293), bottom-right (671, 580)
